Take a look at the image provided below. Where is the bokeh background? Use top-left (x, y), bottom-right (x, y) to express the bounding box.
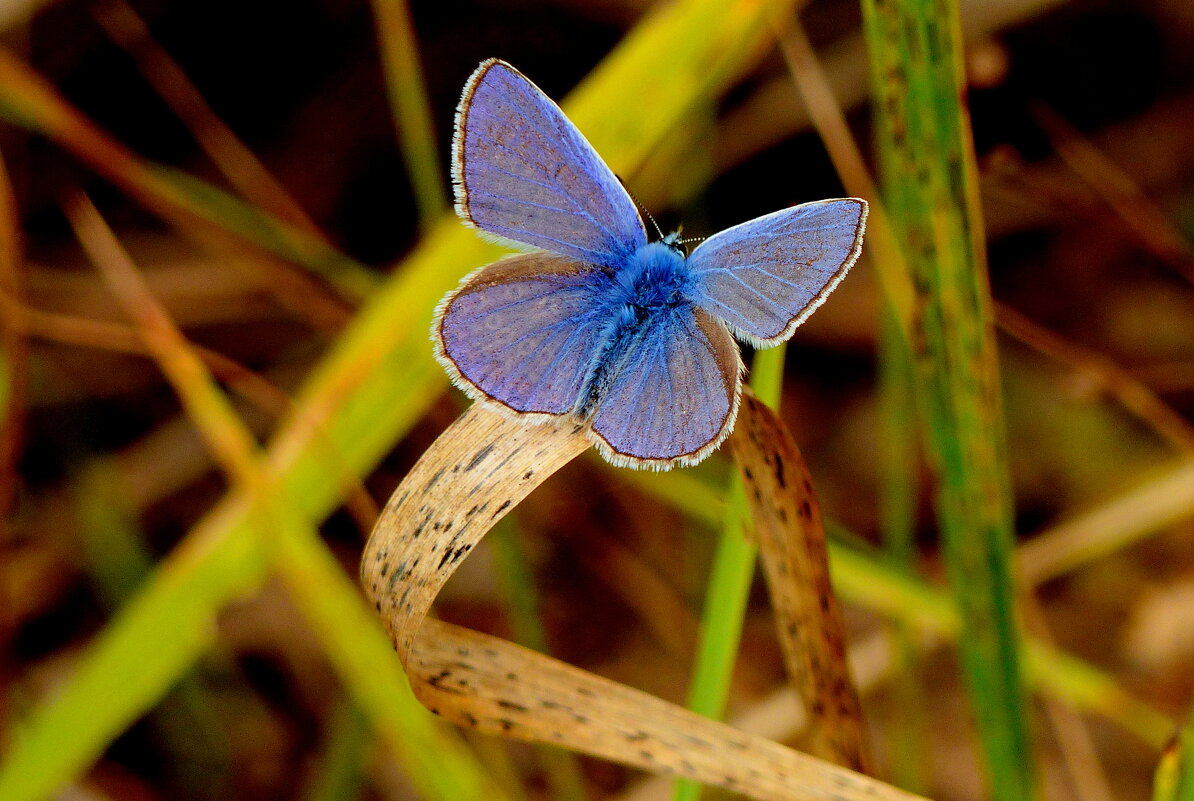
top-left (2, 0), bottom-right (1194, 800)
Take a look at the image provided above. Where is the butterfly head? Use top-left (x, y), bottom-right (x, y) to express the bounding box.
top-left (660, 230), bottom-right (687, 257)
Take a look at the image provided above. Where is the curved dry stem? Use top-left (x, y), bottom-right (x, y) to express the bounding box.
top-left (732, 392), bottom-right (873, 773)
top-left (361, 401), bottom-right (918, 801)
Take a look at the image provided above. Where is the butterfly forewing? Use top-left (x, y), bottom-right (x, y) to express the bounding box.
top-left (686, 198), bottom-right (867, 346)
top-left (454, 59), bottom-right (647, 267)
top-left (588, 307), bottom-right (742, 469)
top-left (435, 253), bottom-right (613, 416)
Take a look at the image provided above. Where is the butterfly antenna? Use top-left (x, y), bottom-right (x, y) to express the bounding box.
top-left (616, 174), bottom-right (665, 240)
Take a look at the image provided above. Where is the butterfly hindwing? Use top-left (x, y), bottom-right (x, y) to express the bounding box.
top-left (435, 252), bottom-right (613, 417)
top-left (453, 59), bottom-right (647, 267)
top-left (588, 306), bottom-right (743, 469)
top-left (686, 198), bottom-right (867, 346)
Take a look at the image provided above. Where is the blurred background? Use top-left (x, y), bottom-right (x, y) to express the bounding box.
top-left (2, 0), bottom-right (1194, 800)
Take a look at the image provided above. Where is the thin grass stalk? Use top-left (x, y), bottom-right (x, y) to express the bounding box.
top-left (491, 519), bottom-right (590, 801)
top-left (0, 48), bottom-right (376, 304)
top-left (370, 0), bottom-right (447, 228)
top-left (671, 346), bottom-right (786, 801)
top-left (304, 700), bottom-right (368, 801)
top-left (92, 0), bottom-right (325, 239)
top-left (859, 1), bottom-right (1032, 797)
top-left (1019, 592), bottom-right (1116, 801)
top-left (0, 148), bottom-right (24, 534)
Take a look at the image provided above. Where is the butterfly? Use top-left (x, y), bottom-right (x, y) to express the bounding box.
top-left (433, 59), bottom-right (867, 471)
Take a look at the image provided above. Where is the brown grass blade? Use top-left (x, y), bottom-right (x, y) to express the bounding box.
top-left (1032, 103), bottom-right (1194, 286)
top-left (996, 302), bottom-right (1194, 454)
top-left (3, 300), bottom-right (289, 417)
top-left (58, 193), bottom-right (378, 529)
top-left (731, 391), bottom-right (872, 773)
top-left (62, 190), bottom-right (261, 481)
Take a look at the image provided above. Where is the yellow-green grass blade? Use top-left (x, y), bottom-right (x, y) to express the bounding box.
top-left (0, 1), bottom-right (804, 797)
top-left (860, 0), bottom-right (1031, 797)
top-left (267, 500), bottom-right (504, 801)
top-left (1171, 698), bottom-right (1194, 801)
top-left (69, 186), bottom-right (507, 801)
top-left (0, 505), bottom-right (266, 801)
top-left (74, 463), bottom-right (233, 801)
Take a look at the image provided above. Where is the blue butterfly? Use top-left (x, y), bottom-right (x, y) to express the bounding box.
top-left (434, 59), bottom-right (867, 470)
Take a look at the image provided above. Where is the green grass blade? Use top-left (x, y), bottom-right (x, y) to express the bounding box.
top-left (267, 502), bottom-right (504, 801)
top-left (672, 479), bottom-right (755, 801)
top-left (860, 0), bottom-right (1033, 798)
top-left (671, 345), bottom-right (786, 801)
top-left (370, 0), bottom-right (448, 228)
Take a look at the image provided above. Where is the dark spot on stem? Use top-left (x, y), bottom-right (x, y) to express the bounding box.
top-left (498, 700), bottom-right (529, 713)
top-left (428, 669), bottom-right (464, 695)
top-left (466, 444), bottom-right (495, 471)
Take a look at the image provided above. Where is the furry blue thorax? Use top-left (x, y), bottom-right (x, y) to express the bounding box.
top-left (608, 241), bottom-right (691, 322)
